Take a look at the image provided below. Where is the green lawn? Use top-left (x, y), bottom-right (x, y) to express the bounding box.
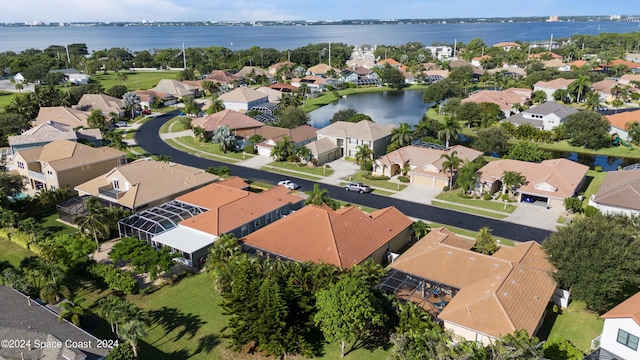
top-left (0, 90), bottom-right (17, 110)
top-left (348, 172), bottom-right (407, 192)
top-left (265, 161), bottom-right (334, 177)
top-left (581, 170), bottom-right (608, 207)
top-left (34, 211), bottom-right (77, 236)
top-left (0, 238), bottom-right (36, 268)
top-left (173, 136), bottom-right (250, 161)
top-left (91, 71), bottom-right (181, 91)
top-left (431, 200), bottom-right (509, 219)
top-left (160, 117), bottom-right (187, 134)
top-left (435, 189), bottom-right (517, 214)
top-left (546, 300), bottom-right (603, 353)
top-left (261, 166), bottom-right (322, 181)
top-left (165, 138), bottom-right (240, 164)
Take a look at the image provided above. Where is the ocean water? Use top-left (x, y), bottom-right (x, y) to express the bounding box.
top-left (1, 21), bottom-right (639, 53)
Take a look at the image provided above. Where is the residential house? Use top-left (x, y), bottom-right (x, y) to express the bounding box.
top-left (191, 109), bottom-right (264, 139)
top-left (0, 285), bottom-right (110, 360)
top-left (533, 78), bottom-right (576, 101)
top-left (619, 74), bottom-right (640, 86)
top-left (290, 76), bottom-right (331, 93)
top-left (149, 79), bottom-right (201, 99)
top-left (373, 145), bottom-right (483, 189)
top-left (461, 88), bottom-right (532, 117)
top-left (235, 66), bottom-right (274, 84)
top-left (268, 61), bottom-right (295, 76)
top-left (12, 139), bottom-right (126, 195)
top-left (447, 59), bottom-right (485, 79)
top-left (486, 67), bottom-right (526, 78)
top-left (242, 125), bottom-right (317, 157)
top-left (377, 58), bottom-right (406, 71)
top-left (206, 70), bottom-right (238, 87)
top-left (424, 70), bottom-right (450, 83)
top-left (74, 93), bottom-right (125, 117)
top-left (268, 83), bottom-right (297, 93)
top-left (505, 101), bottom-right (578, 131)
top-left (603, 59), bottom-right (640, 72)
top-left (528, 51), bottom-right (562, 60)
top-left (12, 72), bottom-right (25, 83)
top-left (346, 46), bottom-right (376, 69)
top-left (625, 53), bottom-right (640, 63)
top-left (589, 292), bottom-right (640, 359)
top-left (475, 158), bottom-right (588, 209)
top-left (425, 46), bottom-right (453, 60)
top-left (242, 204), bottom-right (413, 268)
top-left (74, 158), bottom-right (218, 211)
top-left (380, 227), bottom-right (560, 345)
top-left (255, 86), bottom-right (284, 103)
top-left (342, 66), bottom-right (379, 84)
top-left (471, 55), bottom-right (492, 68)
top-left (33, 106), bottom-right (91, 129)
top-left (593, 79), bottom-right (622, 103)
top-left (605, 110), bottom-right (640, 141)
top-left (588, 169), bottom-right (640, 217)
top-left (8, 120), bottom-right (102, 154)
top-left (305, 137), bottom-right (341, 165)
top-left (316, 120), bottom-right (395, 159)
top-left (48, 68), bottom-right (89, 85)
top-left (121, 180), bottom-right (304, 266)
top-left (529, 41), bottom-right (561, 50)
top-left (217, 87), bottom-right (269, 113)
top-left (306, 63), bottom-right (339, 77)
top-left (493, 42), bottom-right (521, 52)
top-left (135, 89), bottom-right (177, 108)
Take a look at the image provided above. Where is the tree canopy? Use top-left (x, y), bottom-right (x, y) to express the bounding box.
top-left (564, 111), bottom-right (611, 149)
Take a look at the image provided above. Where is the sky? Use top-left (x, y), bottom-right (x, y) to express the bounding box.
top-left (2, 0), bottom-right (637, 23)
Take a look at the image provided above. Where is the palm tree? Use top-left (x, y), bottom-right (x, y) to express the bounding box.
top-left (74, 203), bottom-right (110, 252)
top-left (411, 220), bottom-right (431, 240)
top-left (58, 298), bottom-right (86, 327)
top-left (437, 117), bottom-right (462, 148)
top-left (501, 171), bottom-right (526, 196)
top-left (354, 144), bottom-right (373, 171)
top-left (87, 109), bottom-right (107, 131)
top-left (584, 91), bottom-right (601, 110)
top-left (391, 122), bottom-right (414, 148)
top-left (569, 75), bottom-right (592, 103)
top-left (119, 319), bottom-right (147, 358)
top-left (440, 150), bottom-right (461, 190)
top-left (104, 131), bottom-right (127, 151)
top-left (304, 183), bottom-right (337, 209)
top-left (156, 155), bottom-right (172, 163)
top-left (14, 83), bottom-right (23, 93)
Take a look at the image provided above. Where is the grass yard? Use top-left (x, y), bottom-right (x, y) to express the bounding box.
top-left (34, 211), bottom-right (77, 236)
top-left (266, 161), bottom-right (334, 177)
top-left (0, 90), bottom-right (17, 110)
top-left (545, 300), bottom-right (604, 353)
top-left (261, 166), bottom-right (322, 181)
top-left (91, 71), bottom-right (181, 91)
top-left (430, 200), bottom-right (509, 219)
top-left (159, 117), bottom-right (187, 134)
top-left (435, 189), bottom-right (517, 214)
top-left (581, 169), bottom-right (607, 207)
top-left (165, 138), bottom-right (240, 163)
top-left (0, 238), bottom-right (36, 268)
top-left (173, 136), bottom-right (250, 161)
top-left (348, 172), bottom-right (407, 192)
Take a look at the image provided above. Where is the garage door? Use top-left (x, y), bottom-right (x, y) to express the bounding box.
top-left (257, 145), bottom-right (272, 157)
top-left (521, 193), bottom-right (548, 207)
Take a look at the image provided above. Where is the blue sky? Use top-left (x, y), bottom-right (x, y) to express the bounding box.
top-left (2, 0), bottom-right (637, 23)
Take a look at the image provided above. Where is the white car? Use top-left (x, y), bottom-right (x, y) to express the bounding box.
top-left (278, 180), bottom-right (300, 190)
top-left (114, 121), bottom-right (128, 128)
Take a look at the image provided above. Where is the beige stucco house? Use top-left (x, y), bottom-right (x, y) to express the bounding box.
top-left (12, 139), bottom-right (126, 195)
top-left (74, 94), bottom-right (125, 117)
top-left (33, 106), bottom-right (91, 129)
top-left (217, 87), bottom-right (269, 113)
top-left (316, 120), bottom-right (394, 159)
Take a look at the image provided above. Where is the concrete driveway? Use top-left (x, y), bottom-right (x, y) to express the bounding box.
top-left (0, 79), bottom-right (34, 92)
top-left (505, 202), bottom-right (562, 232)
top-left (391, 184), bottom-right (442, 205)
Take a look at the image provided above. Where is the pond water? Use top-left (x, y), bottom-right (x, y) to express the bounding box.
top-left (308, 90), bottom-right (431, 128)
top-left (309, 90), bottom-right (640, 171)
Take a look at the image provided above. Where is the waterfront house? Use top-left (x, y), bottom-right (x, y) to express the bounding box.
top-left (425, 46), bottom-right (453, 60)
top-left (587, 292), bottom-right (640, 359)
top-left (372, 145), bottom-right (483, 189)
top-left (74, 93), bottom-right (125, 117)
top-left (241, 125), bottom-right (317, 157)
top-left (588, 169), bottom-right (640, 217)
top-left (304, 138), bottom-right (341, 165)
top-left (504, 101), bottom-right (578, 131)
top-left (13, 139), bottom-right (126, 195)
top-left (381, 227), bottom-right (561, 345)
top-left (217, 87), bottom-right (269, 113)
top-left (533, 78), bottom-right (576, 102)
top-left (306, 63), bottom-right (339, 77)
top-left (74, 158), bottom-right (218, 212)
top-left (316, 120), bottom-right (394, 159)
top-left (8, 120), bottom-right (102, 154)
top-left (605, 109), bottom-right (640, 141)
top-left (191, 109), bottom-right (264, 139)
top-left (242, 204), bottom-right (413, 268)
top-left (475, 158), bottom-right (588, 209)
top-left (460, 88), bottom-right (531, 117)
top-left (290, 76), bottom-right (331, 93)
top-left (33, 106), bottom-right (91, 129)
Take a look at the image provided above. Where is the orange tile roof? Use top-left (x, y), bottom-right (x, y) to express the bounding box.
top-left (390, 228), bottom-right (556, 340)
top-left (242, 205), bottom-right (413, 268)
top-left (179, 185), bottom-right (303, 235)
top-left (528, 52), bottom-right (562, 60)
top-left (461, 88), bottom-right (531, 111)
top-left (606, 109), bottom-right (640, 130)
top-left (493, 42), bottom-right (521, 48)
top-left (534, 78), bottom-right (575, 90)
top-left (602, 291), bottom-right (640, 325)
top-left (191, 109), bottom-right (264, 132)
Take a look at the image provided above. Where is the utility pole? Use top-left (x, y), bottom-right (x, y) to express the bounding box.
top-left (328, 41), bottom-right (331, 67)
top-left (182, 42), bottom-right (187, 69)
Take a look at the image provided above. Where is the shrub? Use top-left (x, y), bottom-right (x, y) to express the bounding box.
top-left (500, 194), bottom-right (510, 202)
top-left (457, 192), bottom-right (472, 199)
top-left (398, 176), bottom-right (410, 183)
top-left (178, 116), bottom-right (192, 129)
top-left (88, 263), bottom-right (137, 294)
top-left (483, 193), bottom-right (492, 201)
top-left (584, 205), bottom-right (599, 217)
top-left (364, 159), bottom-right (373, 171)
top-left (594, 165), bottom-right (603, 172)
top-left (363, 174), bottom-right (390, 180)
top-left (442, 185), bottom-right (450, 191)
top-left (563, 197), bottom-right (583, 214)
top-left (612, 99), bottom-right (624, 107)
top-left (243, 143), bottom-right (256, 154)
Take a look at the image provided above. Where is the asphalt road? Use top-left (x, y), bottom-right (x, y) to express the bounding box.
top-left (135, 111), bottom-right (553, 243)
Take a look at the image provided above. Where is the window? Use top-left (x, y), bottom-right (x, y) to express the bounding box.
top-left (254, 219), bottom-right (261, 227)
top-left (47, 170), bottom-right (53, 178)
top-left (17, 161), bottom-right (24, 169)
top-left (241, 225), bottom-right (248, 237)
top-left (617, 329), bottom-right (639, 351)
top-left (113, 179), bottom-right (120, 189)
top-left (349, 138), bottom-right (358, 144)
top-left (50, 185), bottom-right (56, 190)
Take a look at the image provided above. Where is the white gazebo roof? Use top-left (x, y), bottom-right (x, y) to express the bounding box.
top-left (152, 225), bottom-right (217, 254)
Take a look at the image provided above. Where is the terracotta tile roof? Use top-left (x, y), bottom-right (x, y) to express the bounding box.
top-left (242, 205), bottom-right (412, 268)
top-left (235, 66), bottom-right (273, 79)
top-left (268, 61), bottom-right (294, 73)
top-left (206, 70), bottom-right (238, 84)
top-left (16, 139), bottom-right (124, 172)
top-left (217, 176), bottom-right (250, 190)
top-left (528, 52), bottom-right (562, 60)
top-left (391, 228), bottom-right (556, 340)
top-left (601, 291), bottom-right (640, 325)
top-left (34, 106), bottom-right (90, 128)
top-left (176, 181), bottom-right (250, 209)
top-left (134, 90), bottom-right (176, 102)
top-left (379, 58), bottom-right (402, 66)
top-left (424, 70), bottom-right (450, 78)
top-left (591, 169), bottom-right (640, 211)
top-left (607, 59), bottom-right (640, 69)
top-left (620, 74), bottom-right (640, 85)
top-left (461, 88), bottom-right (531, 111)
top-left (493, 42), bottom-right (521, 48)
top-left (75, 94), bottom-right (124, 114)
top-left (534, 78), bottom-right (575, 90)
top-left (317, 120), bottom-right (394, 141)
top-left (191, 109), bottom-right (264, 132)
top-left (606, 109), bottom-right (640, 130)
top-left (218, 87), bottom-right (268, 103)
top-left (568, 60), bottom-right (589, 68)
top-left (243, 125), bottom-right (317, 144)
top-left (181, 80), bottom-right (204, 89)
top-left (307, 63), bottom-right (339, 75)
top-left (75, 159), bottom-right (217, 209)
top-left (376, 145), bottom-right (482, 177)
top-left (592, 79), bottom-right (619, 94)
top-left (150, 79), bottom-right (199, 98)
top-left (179, 185), bottom-right (304, 235)
top-left (476, 159), bottom-right (588, 200)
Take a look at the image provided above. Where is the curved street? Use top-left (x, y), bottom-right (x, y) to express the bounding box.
top-left (134, 111), bottom-right (553, 243)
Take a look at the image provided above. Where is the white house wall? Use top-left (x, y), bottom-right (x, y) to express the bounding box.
top-left (601, 318), bottom-right (640, 360)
